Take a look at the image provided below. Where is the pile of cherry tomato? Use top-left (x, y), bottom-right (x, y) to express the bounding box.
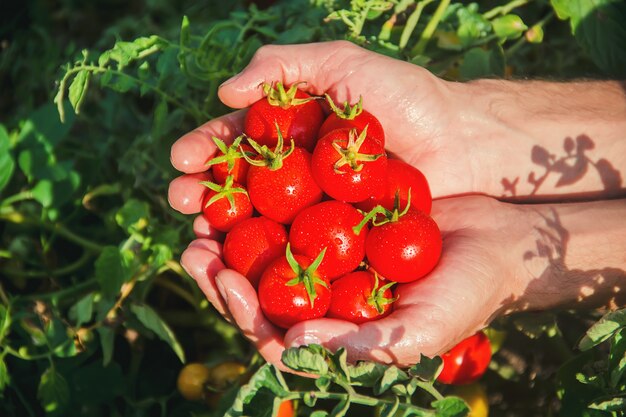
top-left (188, 82), bottom-right (492, 393)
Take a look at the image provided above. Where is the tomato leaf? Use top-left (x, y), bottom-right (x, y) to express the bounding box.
top-left (224, 364), bottom-right (289, 417)
top-left (129, 303), bottom-right (185, 363)
top-left (588, 397), bottom-right (626, 412)
top-left (95, 246), bottom-right (130, 300)
top-left (408, 354), bottom-right (443, 382)
top-left (0, 354), bottom-right (9, 393)
top-left (579, 308), bottom-right (626, 351)
top-left (0, 125), bottom-right (15, 194)
top-left (281, 345), bottom-right (329, 376)
top-left (431, 396), bottom-right (470, 417)
top-left (115, 199), bottom-right (150, 234)
top-left (97, 326), bottom-right (115, 367)
top-left (68, 293), bottom-right (95, 327)
top-left (459, 45), bottom-right (505, 80)
top-left (609, 328), bottom-right (626, 387)
top-left (373, 366), bottom-right (409, 396)
top-left (347, 361), bottom-right (387, 387)
top-left (37, 367), bottom-right (70, 413)
top-left (68, 69), bottom-right (90, 115)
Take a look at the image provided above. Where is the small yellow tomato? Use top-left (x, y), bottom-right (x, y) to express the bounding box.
top-left (452, 383), bottom-right (489, 417)
top-left (177, 363), bottom-right (211, 401)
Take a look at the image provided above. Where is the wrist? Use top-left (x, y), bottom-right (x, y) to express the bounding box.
top-left (447, 79), bottom-right (626, 200)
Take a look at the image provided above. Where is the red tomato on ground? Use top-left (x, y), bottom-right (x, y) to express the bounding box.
top-left (200, 178), bottom-right (253, 232)
top-left (207, 136), bottom-right (253, 186)
top-left (311, 127), bottom-right (387, 203)
top-left (289, 201), bottom-right (367, 280)
top-left (247, 142), bottom-right (322, 224)
top-left (223, 216), bottom-right (288, 288)
top-left (438, 331), bottom-right (492, 385)
top-left (326, 270), bottom-right (395, 324)
top-left (244, 82), bottom-right (324, 152)
top-left (364, 209), bottom-right (442, 282)
top-left (258, 246), bottom-right (330, 329)
top-left (319, 95), bottom-right (385, 146)
top-left (355, 159), bottom-right (432, 214)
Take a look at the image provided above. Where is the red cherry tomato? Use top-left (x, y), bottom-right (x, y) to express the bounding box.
top-left (258, 247), bottom-right (331, 329)
top-left (209, 140), bottom-right (253, 186)
top-left (200, 179), bottom-right (253, 232)
top-left (365, 209), bottom-right (442, 282)
top-left (326, 270), bottom-right (395, 324)
top-left (355, 159), bottom-right (432, 214)
top-left (223, 216), bottom-right (288, 288)
top-left (247, 146), bottom-right (323, 224)
top-left (289, 201), bottom-right (367, 280)
top-left (438, 331), bottom-right (492, 385)
top-left (319, 95), bottom-right (385, 146)
top-left (244, 82), bottom-right (324, 152)
top-left (311, 127), bottom-right (387, 203)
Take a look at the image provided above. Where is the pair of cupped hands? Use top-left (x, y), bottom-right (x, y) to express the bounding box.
top-left (168, 41), bottom-right (540, 368)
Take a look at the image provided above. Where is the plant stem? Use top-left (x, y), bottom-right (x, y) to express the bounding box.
top-left (412, 0), bottom-right (451, 56)
top-left (0, 249), bottom-right (94, 279)
top-left (17, 278), bottom-right (98, 303)
top-left (399, 0), bottom-right (435, 50)
top-left (483, 0), bottom-right (531, 20)
top-left (0, 190), bottom-right (34, 207)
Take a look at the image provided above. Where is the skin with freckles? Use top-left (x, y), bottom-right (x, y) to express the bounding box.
top-left (169, 41), bottom-right (626, 368)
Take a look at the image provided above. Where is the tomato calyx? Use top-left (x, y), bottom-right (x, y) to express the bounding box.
top-left (199, 175), bottom-right (248, 210)
top-left (332, 126), bottom-right (383, 173)
top-left (325, 93), bottom-right (364, 120)
top-left (205, 135), bottom-right (252, 171)
top-left (242, 124), bottom-right (295, 171)
top-left (284, 243), bottom-right (328, 308)
top-left (263, 81), bottom-right (317, 108)
top-left (353, 189), bottom-right (413, 235)
top-left (366, 271), bottom-right (397, 314)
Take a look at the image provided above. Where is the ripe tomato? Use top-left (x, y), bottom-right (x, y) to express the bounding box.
top-left (258, 245), bottom-right (330, 329)
top-left (451, 383), bottom-right (489, 417)
top-left (438, 331), bottom-right (492, 385)
top-left (177, 363), bottom-right (211, 401)
top-left (200, 177), bottom-right (253, 232)
top-left (289, 201), bottom-right (367, 280)
top-left (246, 134), bottom-right (322, 224)
top-left (319, 94), bottom-right (385, 146)
top-left (364, 208), bottom-right (442, 282)
top-left (207, 136), bottom-right (253, 186)
top-left (223, 216), bottom-right (288, 288)
top-left (244, 82), bottom-right (324, 152)
top-left (311, 127), bottom-right (387, 203)
top-left (326, 270), bottom-right (395, 324)
top-left (355, 159), bottom-right (432, 214)
top-left (276, 400), bottom-right (295, 417)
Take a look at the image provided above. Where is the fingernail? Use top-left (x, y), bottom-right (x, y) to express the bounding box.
top-left (215, 277), bottom-right (228, 303)
top-left (290, 334), bottom-right (321, 348)
top-left (220, 73), bottom-right (240, 89)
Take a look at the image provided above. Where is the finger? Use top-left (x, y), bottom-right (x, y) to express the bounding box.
top-left (180, 239), bottom-right (231, 319)
top-left (193, 214), bottom-right (225, 241)
top-left (168, 172), bottom-right (211, 214)
top-left (214, 271), bottom-right (287, 367)
top-left (170, 110), bottom-right (247, 174)
top-left (218, 41), bottom-right (370, 108)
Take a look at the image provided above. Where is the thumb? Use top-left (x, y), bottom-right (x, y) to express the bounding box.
top-left (218, 41), bottom-right (368, 109)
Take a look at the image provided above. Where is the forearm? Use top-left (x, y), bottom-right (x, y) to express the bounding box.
top-left (508, 198), bottom-right (626, 312)
top-left (451, 80), bottom-right (626, 201)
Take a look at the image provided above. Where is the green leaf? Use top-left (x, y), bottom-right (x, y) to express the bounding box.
top-left (95, 246), bottom-right (130, 300)
top-left (225, 364), bottom-right (290, 417)
top-left (97, 326), bottom-right (115, 366)
top-left (0, 355), bottom-right (9, 393)
top-left (115, 199), bottom-right (150, 234)
top-left (550, 0), bottom-right (626, 76)
top-left (329, 347), bottom-right (350, 382)
top-left (311, 411), bottom-right (329, 417)
top-left (0, 125), bottom-right (15, 193)
top-left (68, 69), bottom-right (90, 115)
top-left (374, 366), bottom-right (409, 395)
top-left (329, 398), bottom-right (350, 417)
top-left (432, 396), bottom-right (470, 417)
top-left (37, 367), bottom-right (70, 413)
top-left (130, 303), bottom-right (185, 363)
top-left (347, 361), bottom-right (387, 387)
top-left (408, 354), bottom-right (443, 381)
top-left (69, 293), bottom-right (95, 326)
top-left (589, 397), bottom-right (626, 412)
top-left (579, 308), bottom-right (626, 350)
top-left (31, 180), bottom-right (54, 207)
top-left (609, 328), bottom-right (626, 386)
top-left (281, 345), bottom-right (329, 375)
top-left (492, 14), bottom-right (527, 40)
top-left (459, 45), bottom-right (505, 80)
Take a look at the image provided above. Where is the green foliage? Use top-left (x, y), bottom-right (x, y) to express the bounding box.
top-left (1, 0), bottom-right (624, 416)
